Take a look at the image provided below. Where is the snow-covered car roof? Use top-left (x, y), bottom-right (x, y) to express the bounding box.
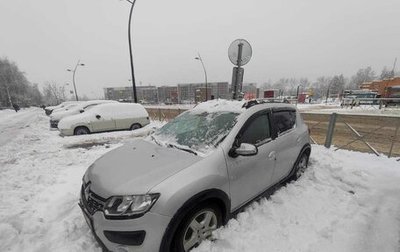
top-left (191, 99), bottom-right (246, 114)
top-left (190, 99), bottom-right (295, 115)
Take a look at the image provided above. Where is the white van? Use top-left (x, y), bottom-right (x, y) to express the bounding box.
top-left (58, 103), bottom-right (150, 136)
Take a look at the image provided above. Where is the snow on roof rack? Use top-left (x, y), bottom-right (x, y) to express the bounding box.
top-left (242, 98), bottom-right (291, 109)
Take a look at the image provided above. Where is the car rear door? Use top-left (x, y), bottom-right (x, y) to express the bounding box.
top-left (270, 108), bottom-right (299, 183)
top-left (225, 110), bottom-right (277, 210)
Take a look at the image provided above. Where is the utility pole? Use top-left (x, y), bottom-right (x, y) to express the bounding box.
top-left (67, 60), bottom-right (85, 101)
top-left (125, 0), bottom-right (138, 103)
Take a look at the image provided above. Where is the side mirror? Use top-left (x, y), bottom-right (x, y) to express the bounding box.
top-left (229, 143), bottom-right (258, 157)
top-left (79, 109), bottom-right (84, 113)
top-left (96, 115), bottom-right (101, 119)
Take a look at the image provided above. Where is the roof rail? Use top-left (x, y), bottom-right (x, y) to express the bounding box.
top-left (242, 98), bottom-right (291, 109)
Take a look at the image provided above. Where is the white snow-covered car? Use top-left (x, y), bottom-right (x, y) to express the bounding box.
top-left (44, 101), bottom-right (81, 116)
top-left (58, 102), bottom-right (150, 136)
top-left (51, 102), bottom-right (83, 114)
top-left (49, 100), bottom-right (118, 129)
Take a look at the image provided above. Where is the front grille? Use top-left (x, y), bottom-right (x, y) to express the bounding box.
top-left (50, 120), bottom-right (59, 128)
top-left (80, 183), bottom-right (107, 215)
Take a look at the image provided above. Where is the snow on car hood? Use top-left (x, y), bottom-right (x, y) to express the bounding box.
top-left (86, 138), bottom-right (202, 198)
top-left (57, 112), bottom-right (93, 129)
top-left (50, 109), bottom-right (80, 121)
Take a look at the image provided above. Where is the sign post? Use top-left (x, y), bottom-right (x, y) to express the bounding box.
top-left (228, 39), bottom-right (252, 100)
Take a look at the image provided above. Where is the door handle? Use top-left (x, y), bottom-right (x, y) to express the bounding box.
top-left (268, 151), bottom-right (276, 160)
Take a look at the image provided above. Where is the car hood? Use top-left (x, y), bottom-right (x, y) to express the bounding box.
top-left (86, 139), bottom-right (202, 198)
top-left (50, 109), bottom-right (79, 121)
top-left (58, 112), bottom-right (92, 129)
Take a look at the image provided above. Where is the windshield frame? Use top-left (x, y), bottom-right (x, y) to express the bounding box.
top-left (152, 110), bottom-right (240, 155)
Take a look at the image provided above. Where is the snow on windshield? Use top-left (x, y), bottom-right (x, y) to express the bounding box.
top-left (153, 110), bottom-right (239, 156)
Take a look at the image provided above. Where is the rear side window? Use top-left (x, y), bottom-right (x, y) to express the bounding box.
top-left (240, 114), bottom-right (271, 145)
top-left (274, 111), bottom-right (296, 134)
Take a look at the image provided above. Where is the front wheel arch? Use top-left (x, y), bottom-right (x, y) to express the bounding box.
top-left (159, 189), bottom-right (230, 252)
top-left (74, 126), bottom-right (90, 135)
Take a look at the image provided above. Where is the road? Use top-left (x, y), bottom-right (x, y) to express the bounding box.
top-left (0, 108), bottom-right (42, 147)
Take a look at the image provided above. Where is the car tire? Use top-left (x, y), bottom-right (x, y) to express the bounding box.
top-left (171, 203), bottom-right (222, 252)
top-left (294, 152), bottom-right (309, 180)
top-left (130, 123), bottom-right (142, 130)
top-left (74, 126), bottom-right (90, 135)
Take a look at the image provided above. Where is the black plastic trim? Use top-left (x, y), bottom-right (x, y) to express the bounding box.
top-left (103, 230), bottom-right (146, 246)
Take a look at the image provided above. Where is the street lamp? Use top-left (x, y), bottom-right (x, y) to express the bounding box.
top-left (296, 85), bottom-right (302, 106)
top-left (195, 53), bottom-right (208, 101)
top-left (122, 0), bottom-right (138, 103)
top-left (67, 60), bottom-right (85, 101)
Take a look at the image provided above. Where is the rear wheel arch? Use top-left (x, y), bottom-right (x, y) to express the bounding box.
top-left (289, 143), bottom-right (311, 178)
top-left (159, 189), bottom-right (230, 252)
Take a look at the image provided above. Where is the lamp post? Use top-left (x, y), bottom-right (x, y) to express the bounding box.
top-left (296, 85), bottom-right (302, 106)
top-left (67, 60), bottom-right (85, 101)
top-left (195, 53), bottom-right (208, 101)
top-left (123, 0), bottom-right (138, 103)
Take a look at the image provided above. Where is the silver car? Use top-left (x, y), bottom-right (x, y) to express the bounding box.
top-left (79, 99), bottom-right (311, 252)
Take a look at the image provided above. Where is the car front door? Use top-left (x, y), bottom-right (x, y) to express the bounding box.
top-left (225, 110), bottom-right (277, 210)
top-left (90, 107), bottom-right (116, 132)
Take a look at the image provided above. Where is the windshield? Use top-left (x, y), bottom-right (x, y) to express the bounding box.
top-left (154, 111), bottom-right (239, 154)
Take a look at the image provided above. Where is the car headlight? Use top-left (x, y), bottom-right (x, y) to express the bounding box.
top-left (104, 194), bottom-right (159, 218)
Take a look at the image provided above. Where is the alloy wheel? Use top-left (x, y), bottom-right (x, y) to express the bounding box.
top-left (296, 155), bottom-right (308, 178)
top-left (182, 210), bottom-right (218, 252)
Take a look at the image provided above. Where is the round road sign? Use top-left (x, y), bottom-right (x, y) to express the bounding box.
top-left (228, 39), bottom-right (252, 66)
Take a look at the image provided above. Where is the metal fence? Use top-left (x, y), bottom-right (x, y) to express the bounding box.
top-left (145, 108), bottom-right (400, 159)
top-left (302, 112), bottom-right (400, 159)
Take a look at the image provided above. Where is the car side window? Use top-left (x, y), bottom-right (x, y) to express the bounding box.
top-left (240, 114), bottom-right (271, 145)
top-left (274, 111), bottom-right (296, 134)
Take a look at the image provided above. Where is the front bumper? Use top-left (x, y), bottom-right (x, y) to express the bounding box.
top-left (59, 128), bottom-right (74, 136)
top-left (79, 189), bottom-right (171, 252)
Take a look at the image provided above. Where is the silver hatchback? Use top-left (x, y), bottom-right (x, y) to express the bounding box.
top-left (79, 99), bottom-right (311, 252)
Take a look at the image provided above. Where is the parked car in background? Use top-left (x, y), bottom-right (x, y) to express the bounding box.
top-left (44, 101), bottom-right (80, 116)
top-left (51, 102), bottom-right (83, 114)
top-left (49, 100), bottom-right (118, 129)
top-left (78, 99), bottom-right (311, 252)
top-left (58, 102), bottom-right (150, 136)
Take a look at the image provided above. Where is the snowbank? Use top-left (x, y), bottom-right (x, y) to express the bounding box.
top-left (1, 109), bottom-right (399, 252)
top-left (195, 146), bottom-right (400, 252)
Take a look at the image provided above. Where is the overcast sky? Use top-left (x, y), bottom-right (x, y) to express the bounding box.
top-left (0, 0), bottom-right (399, 98)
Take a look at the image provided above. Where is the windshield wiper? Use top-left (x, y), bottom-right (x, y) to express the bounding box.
top-left (150, 135), bottom-right (162, 146)
top-left (167, 143), bottom-right (198, 156)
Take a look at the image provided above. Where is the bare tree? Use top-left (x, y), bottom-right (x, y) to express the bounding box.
top-left (0, 57), bottom-right (42, 107)
top-left (348, 67), bottom-right (376, 90)
top-left (42, 81), bottom-right (66, 105)
top-left (380, 66), bottom-right (394, 80)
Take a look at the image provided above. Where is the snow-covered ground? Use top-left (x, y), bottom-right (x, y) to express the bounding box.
top-left (1, 108), bottom-right (400, 252)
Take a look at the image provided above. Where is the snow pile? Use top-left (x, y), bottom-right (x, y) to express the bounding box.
top-left (195, 146), bottom-right (400, 252)
top-left (0, 110), bottom-right (163, 252)
top-left (1, 109), bottom-right (400, 252)
top-left (191, 99), bottom-right (245, 114)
